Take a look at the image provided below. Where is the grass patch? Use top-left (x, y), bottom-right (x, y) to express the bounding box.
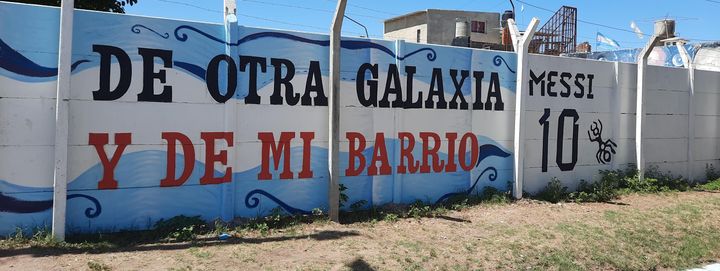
top-left (340, 185), bottom-right (513, 224)
top-left (697, 179), bottom-right (720, 191)
top-left (510, 197), bottom-right (720, 270)
top-left (0, 186), bottom-right (512, 252)
top-left (87, 260), bottom-right (112, 271)
top-left (4, 166), bottom-right (720, 270)
top-left (3, 192), bottom-right (719, 270)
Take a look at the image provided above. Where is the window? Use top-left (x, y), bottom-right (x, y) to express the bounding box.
top-left (471, 21), bottom-right (486, 34)
top-left (416, 29), bottom-right (421, 43)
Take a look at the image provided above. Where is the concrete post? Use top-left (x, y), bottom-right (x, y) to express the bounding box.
top-left (224, 0), bottom-right (236, 17)
top-left (507, 18), bottom-right (539, 199)
top-left (52, 0), bottom-right (75, 241)
top-left (221, 1), bottom-right (239, 222)
top-left (636, 35), bottom-right (661, 181)
top-left (611, 62), bottom-right (622, 170)
top-left (392, 39), bottom-right (404, 204)
top-left (329, 0), bottom-right (347, 222)
top-left (676, 41), bottom-right (695, 182)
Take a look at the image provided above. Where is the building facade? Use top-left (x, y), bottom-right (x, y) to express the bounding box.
top-left (384, 9), bottom-right (501, 46)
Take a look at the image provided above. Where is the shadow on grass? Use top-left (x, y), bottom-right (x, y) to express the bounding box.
top-left (0, 230), bottom-right (360, 258)
top-left (603, 201), bottom-right (631, 206)
top-left (435, 215), bottom-right (472, 223)
top-left (346, 257), bottom-right (376, 271)
top-left (1, 187), bottom-right (517, 260)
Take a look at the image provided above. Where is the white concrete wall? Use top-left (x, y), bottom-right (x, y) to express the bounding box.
top-left (2, 1), bottom-right (720, 236)
top-left (524, 55), bottom-right (628, 193)
top-left (692, 69), bottom-right (720, 178)
top-left (523, 54), bottom-right (720, 194)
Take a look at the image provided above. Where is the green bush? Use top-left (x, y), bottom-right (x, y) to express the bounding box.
top-left (338, 184), bottom-right (349, 208)
top-left (697, 179), bottom-right (720, 191)
top-left (407, 200), bottom-right (433, 219)
top-left (349, 200), bottom-right (368, 212)
top-left (538, 166), bottom-right (695, 204)
top-left (643, 166), bottom-right (690, 192)
top-left (212, 220), bottom-right (230, 235)
top-left (536, 178), bottom-right (569, 203)
top-left (479, 186), bottom-right (512, 204)
top-left (153, 215), bottom-right (206, 241)
top-left (575, 168), bottom-right (633, 202)
top-left (706, 164), bottom-right (720, 181)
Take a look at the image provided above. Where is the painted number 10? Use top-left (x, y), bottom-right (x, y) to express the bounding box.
top-left (539, 108), bottom-right (579, 172)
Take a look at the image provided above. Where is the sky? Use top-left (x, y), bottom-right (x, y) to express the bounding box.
top-left (124, 0), bottom-right (720, 49)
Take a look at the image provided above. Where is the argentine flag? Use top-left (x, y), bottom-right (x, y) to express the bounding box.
top-left (596, 32), bottom-right (620, 48)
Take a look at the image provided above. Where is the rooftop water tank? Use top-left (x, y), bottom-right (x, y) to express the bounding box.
top-left (654, 20), bottom-right (676, 39)
top-left (455, 18), bottom-right (469, 38)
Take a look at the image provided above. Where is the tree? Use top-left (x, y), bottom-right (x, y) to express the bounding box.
top-left (5, 0), bottom-right (138, 13)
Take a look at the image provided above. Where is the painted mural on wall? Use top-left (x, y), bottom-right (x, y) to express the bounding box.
top-left (2, 2), bottom-right (718, 236)
top-left (588, 45), bottom-right (697, 67)
top-left (0, 2), bottom-right (518, 235)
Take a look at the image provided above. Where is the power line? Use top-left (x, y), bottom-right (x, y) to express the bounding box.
top-left (344, 15), bottom-right (370, 38)
top-left (240, 0), bottom-right (399, 38)
top-left (242, 0), bottom-right (387, 21)
top-left (148, 0), bottom-right (371, 37)
top-left (515, 0), bottom-right (642, 35)
top-left (634, 16), bottom-right (699, 22)
top-left (579, 35), bottom-right (647, 45)
top-left (516, 0), bottom-right (717, 42)
top-left (236, 12), bottom-right (371, 37)
top-left (347, 3), bottom-right (398, 16)
top-left (152, 0), bottom-right (220, 13)
top-left (317, 0), bottom-right (399, 16)
top-left (237, 13), bottom-right (328, 31)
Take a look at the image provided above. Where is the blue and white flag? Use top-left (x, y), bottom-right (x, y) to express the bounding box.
top-left (596, 32), bottom-right (621, 48)
top-left (630, 21), bottom-right (644, 39)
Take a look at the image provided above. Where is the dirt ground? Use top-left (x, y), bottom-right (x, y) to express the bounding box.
top-left (2, 191), bottom-right (720, 270)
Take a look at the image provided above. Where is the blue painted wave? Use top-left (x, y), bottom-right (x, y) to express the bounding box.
top-left (493, 55), bottom-right (515, 73)
top-left (0, 38), bottom-right (90, 79)
top-left (131, 24), bottom-right (170, 39)
top-left (245, 189), bottom-right (311, 215)
top-left (0, 38), bottom-right (57, 77)
top-left (172, 26), bottom-right (437, 61)
top-left (435, 143), bottom-right (512, 204)
top-left (476, 144), bottom-right (513, 167)
top-left (71, 59), bottom-right (91, 71)
top-left (0, 192), bottom-right (101, 218)
top-left (435, 167), bottom-right (498, 204)
top-left (173, 61), bottom-right (205, 80)
top-left (0, 136), bottom-right (512, 234)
